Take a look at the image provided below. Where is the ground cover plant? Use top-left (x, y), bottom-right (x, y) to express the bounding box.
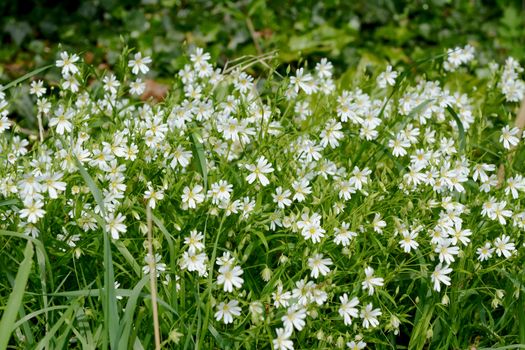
top-left (1, 43), bottom-right (525, 349)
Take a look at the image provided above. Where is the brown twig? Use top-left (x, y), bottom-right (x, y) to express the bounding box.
top-left (146, 205), bottom-right (161, 350)
top-left (245, 16), bottom-right (263, 56)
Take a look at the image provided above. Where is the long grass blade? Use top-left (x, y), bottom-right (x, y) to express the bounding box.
top-left (0, 241), bottom-right (34, 350)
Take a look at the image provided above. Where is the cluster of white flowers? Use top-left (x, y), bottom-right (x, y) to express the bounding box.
top-left (1, 46), bottom-right (524, 349)
top-left (444, 44), bottom-right (475, 72)
top-left (498, 57), bottom-right (525, 102)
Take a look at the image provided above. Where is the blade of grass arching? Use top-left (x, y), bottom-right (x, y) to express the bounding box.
top-left (113, 240), bottom-right (141, 277)
top-left (447, 106), bottom-right (466, 154)
top-left (12, 305), bottom-right (69, 330)
top-left (190, 128), bottom-right (208, 191)
top-left (69, 323), bottom-right (92, 350)
top-left (75, 158), bottom-right (106, 217)
top-left (75, 158), bottom-right (119, 348)
top-left (54, 309), bottom-right (77, 350)
top-left (150, 213), bottom-right (177, 281)
top-left (34, 302), bottom-right (76, 350)
top-left (0, 64), bottom-right (54, 92)
top-left (0, 241), bottom-right (34, 350)
top-left (118, 275), bottom-right (149, 350)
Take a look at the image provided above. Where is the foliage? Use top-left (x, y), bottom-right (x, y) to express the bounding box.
top-left (0, 42), bottom-right (525, 349)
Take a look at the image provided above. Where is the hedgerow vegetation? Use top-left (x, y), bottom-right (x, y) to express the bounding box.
top-left (1, 1), bottom-right (525, 349)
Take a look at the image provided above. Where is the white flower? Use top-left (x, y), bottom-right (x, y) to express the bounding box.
top-left (272, 284), bottom-right (292, 308)
top-left (493, 201), bottom-right (513, 225)
top-left (435, 238), bottom-right (460, 264)
top-left (273, 187), bottom-right (292, 209)
top-left (338, 293), bottom-right (359, 326)
top-left (245, 156), bottom-right (274, 186)
top-left (19, 198), bottom-right (46, 224)
top-left (307, 253), bottom-right (332, 279)
top-left (472, 163), bottom-right (495, 182)
top-left (40, 173), bottom-right (67, 199)
top-left (399, 229), bottom-right (419, 253)
top-left (105, 213), bottom-right (127, 239)
top-left (389, 135), bottom-right (410, 157)
top-left (181, 184), bottom-right (205, 209)
top-left (215, 300), bottom-right (241, 324)
top-left (477, 242), bottom-right (494, 262)
top-left (372, 213), bottom-right (387, 233)
top-left (56, 51), bottom-right (80, 76)
top-left (29, 80), bottom-right (46, 97)
top-left (377, 65), bottom-right (398, 88)
top-left (315, 58), bottom-right (333, 79)
top-left (128, 52), bottom-right (152, 75)
top-left (48, 107), bottom-right (73, 135)
top-left (290, 68), bottom-right (316, 95)
top-left (449, 221), bottom-right (471, 246)
top-left (301, 223), bottom-right (325, 243)
top-left (292, 179), bottom-right (311, 202)
top-left (334, 222), bottom-right (357, 246)
top-left (184, 230), bottom-right (205, 254)
top-left (180, 251), bottom-right (208, 275)
top-left (129, 79), bottom-right (146, 95)
top-left (281, 306), bottom-right (307, 332)
top-left (349, 166), bottom-right (371, 190)
top-left (431, 263), bottom-right (452, 292)
top-left (103, 74), bottom-right (121, 95)
top-left (144, 186), bottom-right (164, 209)
top-left (170, 146), bottom-right (192, 169)
top-left (347, 340), bottom-right (367, 350)
top-left (361, 266), bottom-right (384, 296)
top-left (273, 328), bottom-right (294, 350)
top-left (320, 119), bottom-right (344, 149)
top-left (360, 303), bottom-right (382, 328)
top-left (500, 126), bottom-right (520, 150)
top-left (217, 265), bottom-right (244, 293)
top-left (494, 235), bottom-right (515, 258)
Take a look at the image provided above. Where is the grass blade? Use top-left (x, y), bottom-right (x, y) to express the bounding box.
top-left (447, 106), bottom-right (466, 154)
top-left (0, 64), bottom-right (54, 92)
top-left (118, 275), bottom-right (149, 350)
top-left (190, 129), bottom-right (208, 190)
top-left (74, 158), bottom-right (119, 348)
top-left (0, 241), bottom-right (34, 350)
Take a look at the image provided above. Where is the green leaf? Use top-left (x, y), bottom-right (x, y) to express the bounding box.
top-left (447, 106), bottom-right (466, 154)
top-left (190, 129), bottom-right (208, 190)
top-left (118, 275), bottom-right (149, 350)
top-left (0, 64), bottom-right (54, 92)
top-left (0, 241), bottom-right (34, 350)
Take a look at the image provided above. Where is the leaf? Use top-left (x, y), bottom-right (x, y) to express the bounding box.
top-left (118, 275), bottom-right (149, 350)
top-left (447, 106), bottom-right (466, 154)
top-left (74, 157), bottom-right (106, 217)
top-left (0, 241), bottom-right (34, 350)
top-left (0, 198), bottom-right (19, 207)
top-left (190, 129), bottom-right (208, 190)
top-left (0, 64), bottom-right (54, 92)
top-left (74, 157), bottom-right (119, 347)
